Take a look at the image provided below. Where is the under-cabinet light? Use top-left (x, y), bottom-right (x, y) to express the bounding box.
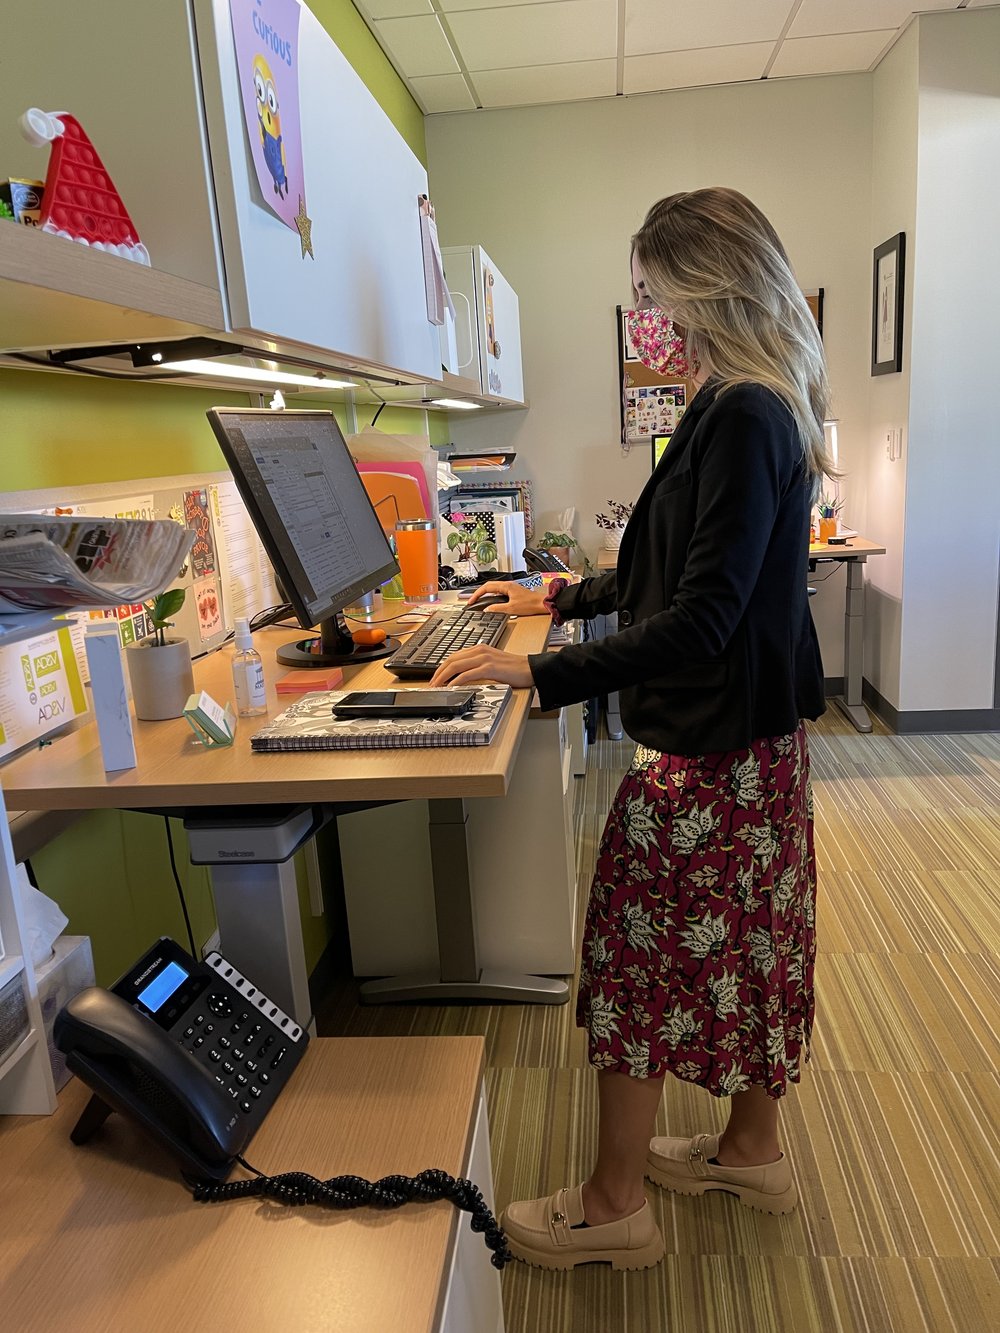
top-left (429, 398), bottom-right (482, 410)
top-left (163, 359), bottom-right (355, 390)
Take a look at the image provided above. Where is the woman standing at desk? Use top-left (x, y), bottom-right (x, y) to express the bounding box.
top-left (431, 187), bottom-right (830, 1271)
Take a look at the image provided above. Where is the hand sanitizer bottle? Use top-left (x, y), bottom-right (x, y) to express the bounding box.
top-left (232, 618), bottom-right (266, 716)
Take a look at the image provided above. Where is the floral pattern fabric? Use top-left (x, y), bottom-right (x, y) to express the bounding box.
top-left (576, 726), bottom-right (816, 1098)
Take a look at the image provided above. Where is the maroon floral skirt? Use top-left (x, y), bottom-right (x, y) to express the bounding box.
top-left (576, 726), bottom-right (816, 1098)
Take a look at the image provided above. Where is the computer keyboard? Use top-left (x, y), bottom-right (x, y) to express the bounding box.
top-left (384, 605), bottom-right (509, 679)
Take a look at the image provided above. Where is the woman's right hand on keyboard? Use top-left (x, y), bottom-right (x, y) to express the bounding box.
top-left (466, 581), bottom-right (550, 616)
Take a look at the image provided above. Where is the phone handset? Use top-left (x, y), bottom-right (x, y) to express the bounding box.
top-left (522, 546), bottom-right (572, 574)
top-left (56, 988), bottom-right (249, 1177)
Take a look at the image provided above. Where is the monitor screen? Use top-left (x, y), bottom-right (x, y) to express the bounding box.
top-left (206, 408), bottom-right (398, 631)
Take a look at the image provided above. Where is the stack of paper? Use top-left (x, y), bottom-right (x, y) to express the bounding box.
top-left (0, 513), bottom-right (193, 614)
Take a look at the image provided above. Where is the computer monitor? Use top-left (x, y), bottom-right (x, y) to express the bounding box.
top-left (207, 408), bottom-right (401, 668)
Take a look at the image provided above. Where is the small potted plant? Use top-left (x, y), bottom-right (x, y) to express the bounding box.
top-left (595, 499), bottom-right (634, 551)
top-left (537, 531), bottom-right (578, 568)
top-left (125, 587), bottom-right (195, 720)
top-left (446, 512), bottom-right (499, 582)
top-left (816, 494), bottom-right (842, 543)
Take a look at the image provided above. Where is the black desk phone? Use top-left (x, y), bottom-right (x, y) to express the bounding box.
top-left (54, 937), bottom-right (512, 1267)
top-left (522, 546), bottom-right (572, 574)
top-left (54, 936), bottom-right (308, 1182)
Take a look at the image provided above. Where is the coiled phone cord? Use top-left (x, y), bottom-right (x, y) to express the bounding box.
top-left (189, 1161), bottom-right (513, 1269)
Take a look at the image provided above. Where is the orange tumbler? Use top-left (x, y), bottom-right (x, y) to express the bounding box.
top-left (394, 519), bottom-right (439, 602)
top-left (818, 516), bottom-right (837, 543)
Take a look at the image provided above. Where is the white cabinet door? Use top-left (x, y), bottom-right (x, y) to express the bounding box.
top-left (194, 0), bottom-right (442, 381)
top-left (442, 246), bottom-right (524, 404)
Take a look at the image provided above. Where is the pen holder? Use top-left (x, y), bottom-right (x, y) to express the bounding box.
top-left (394, 519), bottom-right (439, 602)
top-left (818, 517), bottom-right (837, 543)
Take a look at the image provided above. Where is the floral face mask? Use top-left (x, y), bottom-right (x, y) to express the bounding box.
top-left (626, 307), bottom-right (697, 379)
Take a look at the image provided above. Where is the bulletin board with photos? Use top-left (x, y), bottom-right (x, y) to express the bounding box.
top-left (616, 291), bottom-right (824, 468)
top-left (616, 304), bottom-right (697, 461)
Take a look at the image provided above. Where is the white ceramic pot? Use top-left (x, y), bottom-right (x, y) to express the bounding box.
top-left (126, 637), bottom-right (195, 720)
top-left (603, 526), bottom-right (625, 552)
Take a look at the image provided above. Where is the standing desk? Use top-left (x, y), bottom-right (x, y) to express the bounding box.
top-left (0, 617), bottom-right (566, 1025)
top-left (597, 534), bottom-right (886, 734)
top-left (0, 1035), bottom-right (503, 1333)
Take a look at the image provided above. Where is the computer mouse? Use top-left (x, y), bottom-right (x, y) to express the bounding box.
top-left (472, 593), bottom-right (509, 610)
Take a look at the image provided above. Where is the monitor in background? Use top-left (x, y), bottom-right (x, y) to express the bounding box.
top-left (206, 408), bottom-right (401, 669)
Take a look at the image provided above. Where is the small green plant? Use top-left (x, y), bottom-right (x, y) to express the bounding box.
top-left (816, 493), bottom-right (843, 520)
top-left (447, 513), bottom-right (498, 567)
top-left (144, 588), bottom-right (186, 647)
top-left (0, 199), bottom-right (14, 222)
top-left (538, 531), bottom-right (577, 552)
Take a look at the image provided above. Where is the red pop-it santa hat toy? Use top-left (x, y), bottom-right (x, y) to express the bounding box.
top-left (20, 107), bottom-right (150, 265)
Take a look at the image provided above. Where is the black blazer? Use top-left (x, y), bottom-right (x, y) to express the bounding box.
top-left (529, 380), bottom-right (825, 755)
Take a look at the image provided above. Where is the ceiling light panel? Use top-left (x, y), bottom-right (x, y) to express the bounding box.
top-left (372, 15), bottom-right (460, 77)
top-left (624, 42), bottom-right (774, 94)
top-left (409, 72), bottom-right (477, 112)
top-left (789, 1), bottom-right (957, 40)
top-left (624, 0), bottom-right (793, 57)
top-left (769, 29), bottom-right (897, 78)
top-left (437, 0), bottom-right (589, 9)
top-left (446, 0), bottom-right (618, 72)
top-left (359, 0), bottom-right (434, 17)
top-left (474, 58), bottom-right (617, 108)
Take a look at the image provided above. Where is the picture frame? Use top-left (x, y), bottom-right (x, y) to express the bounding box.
top-left (871, 233), bottom-right (905, 375)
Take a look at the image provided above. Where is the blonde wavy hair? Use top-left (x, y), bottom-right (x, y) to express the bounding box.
top-left (632, 188), bottom-right (835, 489)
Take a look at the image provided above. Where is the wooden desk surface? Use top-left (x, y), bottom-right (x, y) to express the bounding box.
top-left (1, 616), bottom-right (551, 812)
top-left (595, 533), bottom-right (886, 569)
top-left (0, 1036), bottom-right (485, 1333)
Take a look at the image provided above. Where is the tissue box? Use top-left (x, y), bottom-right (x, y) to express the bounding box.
top-left (35, 935), bottom-right (95, 1090)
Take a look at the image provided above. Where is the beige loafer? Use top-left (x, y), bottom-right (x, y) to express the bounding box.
top-left (645, 1132), bottom-right (797, 1215)
top-left (500, 1184), bottom-right (664, 1271)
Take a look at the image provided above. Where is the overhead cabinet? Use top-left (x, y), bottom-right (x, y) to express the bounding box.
top-left (0, 0), bottom-right (442, 383)
top-left (442, 246), bottom-right (525, 406)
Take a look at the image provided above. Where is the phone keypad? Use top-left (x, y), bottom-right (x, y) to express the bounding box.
top-left (170, 953), bottom-right (306, 1125)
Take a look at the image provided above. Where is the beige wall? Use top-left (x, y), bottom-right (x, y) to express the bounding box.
top-left (427, 73), bottom-right (875, 679)
top-left (865, 24), bottom-right (919, 710)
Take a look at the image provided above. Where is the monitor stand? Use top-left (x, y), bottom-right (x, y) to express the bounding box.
top-left (275, 614), bottom-right (400, 668)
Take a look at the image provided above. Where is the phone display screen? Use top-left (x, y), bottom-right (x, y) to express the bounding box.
top-left (137, 960), bottom-right (189, 1013)
top-left (332, 690), bottom-right (477, 717)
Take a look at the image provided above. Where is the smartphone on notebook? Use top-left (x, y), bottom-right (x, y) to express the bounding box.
top-left (331, 689), bottom-right (477, 719)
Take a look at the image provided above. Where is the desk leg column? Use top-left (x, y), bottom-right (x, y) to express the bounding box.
top-left (834, 558), bottom-right (874, 733)
top-left (359, 797), bottom-right (568, 1005)
top-left (210, 860), bottom-right (314, 1031)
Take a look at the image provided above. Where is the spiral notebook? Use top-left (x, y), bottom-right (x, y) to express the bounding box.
top-left (250, 684), bottom-right (513, 752)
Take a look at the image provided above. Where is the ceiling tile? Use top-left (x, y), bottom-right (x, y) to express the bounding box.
top-left (624, 0), bottom-right (792, 57)
top-left (372, 15), bottom-right (461, 76)
top-left (409, 72), bottom-right (477, 112)
top-left (624, 41), bottom-right (773, 94)
top-left (446, 0), bottom-right (618, 72)
top-left (789, 1), bottom-right (955, 39)
top-left (769, 29), bottom-right (896, 78)
top-left (359, 0), bottom-right (433, 18)
top-left (472, 59), bottom-right (617, 108)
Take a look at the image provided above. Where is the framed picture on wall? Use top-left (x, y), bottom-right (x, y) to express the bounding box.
top-left (872, 232), bottom-right (905, 375)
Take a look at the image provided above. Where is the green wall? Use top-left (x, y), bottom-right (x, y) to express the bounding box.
top-left (1, 2), bottom-right (429, 986)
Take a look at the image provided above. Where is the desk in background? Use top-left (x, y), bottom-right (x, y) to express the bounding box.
top-left (596, 534), bottom-right (886, 733)
top-left (0, 1035), bottom-right (503, 1333)
top-left (0, 618), bottom-right (567, 1026)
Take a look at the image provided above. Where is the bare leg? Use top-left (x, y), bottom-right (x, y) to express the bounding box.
top-left (582, 1070), bottom-right (665, 1225)
top-left (717, 1085), bottom-right (782, 1166)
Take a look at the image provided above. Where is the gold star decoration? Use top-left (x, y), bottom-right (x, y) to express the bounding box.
top-left (294, 195), bottom-right (314, 259)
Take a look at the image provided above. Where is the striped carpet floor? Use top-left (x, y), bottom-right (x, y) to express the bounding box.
top-left (318, 713), bottom-right (1000, 1332)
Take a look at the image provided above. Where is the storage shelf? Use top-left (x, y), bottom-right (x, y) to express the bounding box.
top-left (0, 1027), bottom-right (39, 1084)
top-left (0, 951), bottom-right (26, 990)
top-left (0, 223), bottom-right (225, 353)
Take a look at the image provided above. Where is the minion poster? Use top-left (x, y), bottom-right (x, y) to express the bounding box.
top-left (229, 0), bottom-right (308, 240)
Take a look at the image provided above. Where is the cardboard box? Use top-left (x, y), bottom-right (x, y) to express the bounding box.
top-left (34, 935), bottom-right (95, 1089)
